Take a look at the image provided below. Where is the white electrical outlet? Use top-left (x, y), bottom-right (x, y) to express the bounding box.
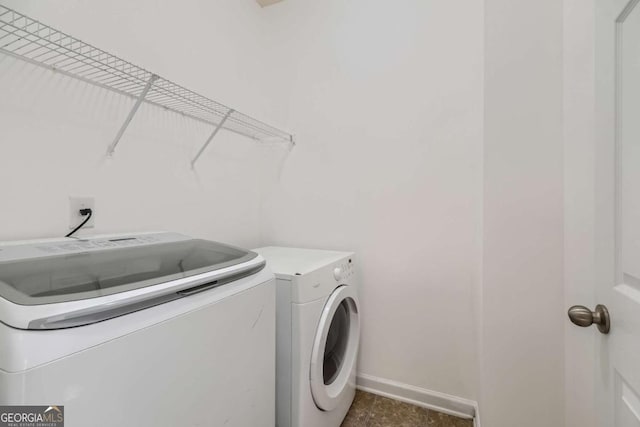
top-left (69, 197), bottom-right (95, 230)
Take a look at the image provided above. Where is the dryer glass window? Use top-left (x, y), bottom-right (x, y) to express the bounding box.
top-left (323, 299), bottom-right (351, 385)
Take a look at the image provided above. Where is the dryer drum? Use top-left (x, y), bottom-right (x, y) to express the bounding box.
top-left (323, 300), bottom-right (351, 385)
top-left (310, 285), bottom-right (360, 412)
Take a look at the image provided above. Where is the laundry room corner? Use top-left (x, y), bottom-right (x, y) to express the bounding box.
top-left (258, 0), bottom-right (484, 412)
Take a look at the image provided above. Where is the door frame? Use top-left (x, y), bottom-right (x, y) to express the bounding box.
top-left (563, 0), bottom-right (604, 426)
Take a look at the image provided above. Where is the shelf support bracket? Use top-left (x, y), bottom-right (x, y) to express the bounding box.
top-left (107, 74), bottom-right (159, 156)
top-left (191, 109), bottom-right (234, 168)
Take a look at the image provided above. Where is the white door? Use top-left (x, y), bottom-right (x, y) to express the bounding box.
top-left (572, 0), bottom-right (640, 425)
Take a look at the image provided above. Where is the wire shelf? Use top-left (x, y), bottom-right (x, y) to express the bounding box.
top-left (0, 5), bottom-right (294, 165)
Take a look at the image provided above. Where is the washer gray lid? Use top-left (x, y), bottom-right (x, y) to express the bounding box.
top-left (0, 236), bottom-right (257, 306)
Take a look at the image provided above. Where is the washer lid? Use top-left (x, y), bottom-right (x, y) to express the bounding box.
top-left (0, 233), bottom-right (257, 306)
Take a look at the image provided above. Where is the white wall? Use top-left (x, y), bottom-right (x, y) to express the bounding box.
top-left (481, 0), bottom-right (565, 426)
top-left (260, 0), bottom-right (484, 401)
top-left (0, 0), bottom-right (290, 248)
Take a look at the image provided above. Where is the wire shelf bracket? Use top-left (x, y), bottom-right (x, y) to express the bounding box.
top-left (107, 73), bottom-right (158, 156)
top-left (191, 109), bottom-right (234, 168)
top-left (0, 5), bottom-right (295, 164)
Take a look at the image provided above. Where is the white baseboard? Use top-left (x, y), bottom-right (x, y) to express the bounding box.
top-left (356, 374), bottom-right (481, 427)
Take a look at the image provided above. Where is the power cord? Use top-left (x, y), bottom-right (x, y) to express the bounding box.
top-left (66, 208), bottom-right (93, 238)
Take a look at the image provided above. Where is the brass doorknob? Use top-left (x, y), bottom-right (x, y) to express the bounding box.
top-left (568, 304), bottom-right (610, 334)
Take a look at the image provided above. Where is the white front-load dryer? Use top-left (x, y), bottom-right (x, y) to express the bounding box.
top-left (255, 247), bottom-right (360, 427)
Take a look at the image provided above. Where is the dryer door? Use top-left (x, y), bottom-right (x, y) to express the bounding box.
top-left (309, 285), bottom-right (360, 411)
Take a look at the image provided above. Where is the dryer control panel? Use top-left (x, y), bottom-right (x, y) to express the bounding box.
top-left (254, 246), bottom-right (356, 304)
top-left (333, 258), bottom-right (355, 281)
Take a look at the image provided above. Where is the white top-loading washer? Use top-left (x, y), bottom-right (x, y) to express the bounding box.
top-left (255, 246), bottom-right (360, 427)
top-left (0, 232), bottom-right (276, 427)
top-left (0, 232), bottom-right (264, 331)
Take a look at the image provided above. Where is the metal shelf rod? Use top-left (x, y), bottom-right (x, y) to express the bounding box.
top-left (0, 5), bottom-right (294, 162)
top-left (0, 48), bottom-right (262, 142)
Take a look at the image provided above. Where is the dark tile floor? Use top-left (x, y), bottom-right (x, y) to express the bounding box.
top-left (341, 390), bottom-right (474, 427)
